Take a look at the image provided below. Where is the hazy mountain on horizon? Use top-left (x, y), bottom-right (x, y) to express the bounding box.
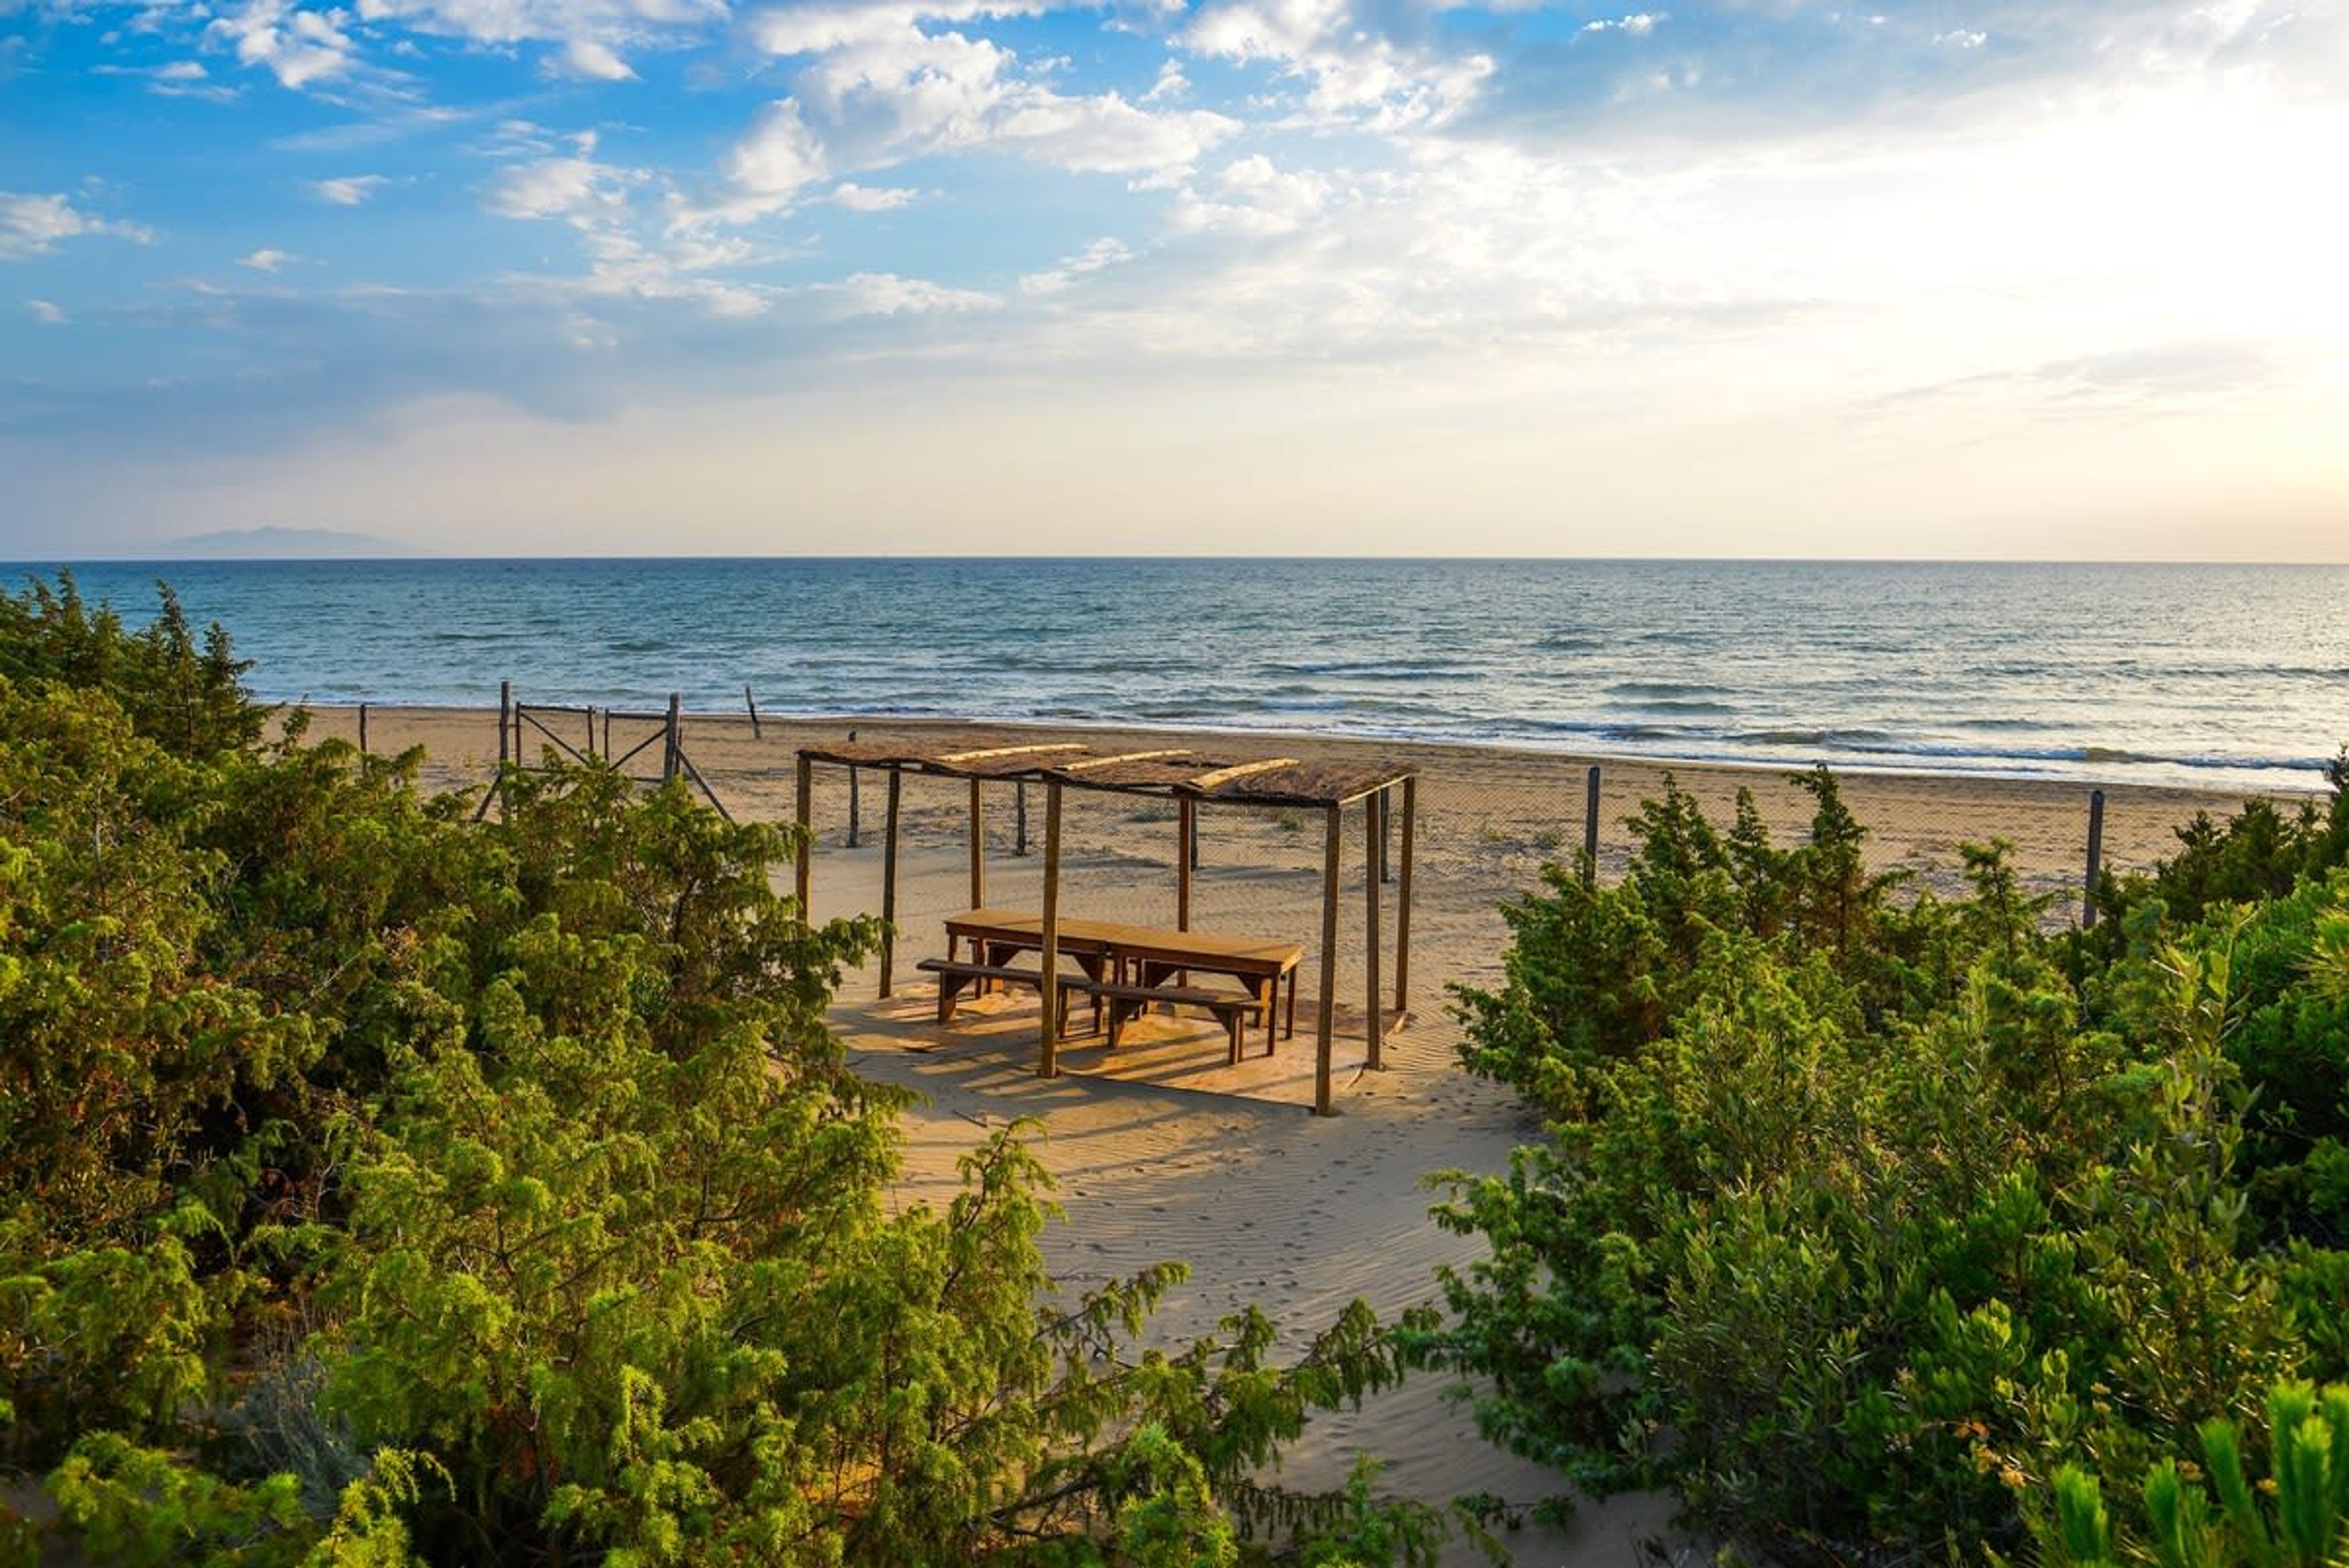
top-left (168, 526), bottom-right (422, 560)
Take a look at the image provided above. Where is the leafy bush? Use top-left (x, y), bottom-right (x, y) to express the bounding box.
top-left (2027, 1379), bottom-right (2349, 1568)
top-left (1, 578), bottom-right (1438, 1566)
top-left (1419, 762), bottom-right (2349, 1566)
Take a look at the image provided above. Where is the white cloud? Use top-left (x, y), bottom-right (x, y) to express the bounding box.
top-left (1168, 152), bottom-right (1330, 235)
top-left (310, 173), bottom-right (389, 204)
top-left (1020, 235), bottom-right (1132, 293)
top-left (558, 38), bottom-right (637, 80)
top-left (1933, 27), bottom-right (1987, 48)
top-left (827, 181), bottom-right (919, 210)
top-left (713, 9), bottom-right (1238, 215)
top-left (727, 99), bottom-right (829, 196)
top-left (1, 191), bottom-right (155, 260)
top-left (1142, 57), bottom-right (1189, 103)
top-left (92, 56), bottom-right (244, 98)
top-left (483, 157), bottom-right (637, 223)
top-left (805, 271), bottom-right (998, 315)
top-left (1182, 0), bottom-right (1492, 130)
top-left (354, 0), bottom-right (728, 81)
top-left (1580, 11), bottom-right (1663, 35)
top-left (240, 246), bottom-right (296, 270)
top-left (204, 0), bottom-right (363, 89)
top-left (27, 298), bottom-right (67, 324)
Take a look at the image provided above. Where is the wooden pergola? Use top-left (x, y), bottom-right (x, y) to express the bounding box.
top-left (793, 739), bottom-right (1416, 1116)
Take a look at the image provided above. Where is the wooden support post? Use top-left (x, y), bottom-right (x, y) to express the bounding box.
top-left (968, 778), bottom-right (987, 910)
top-left (848, 766), bottom-right (862, 848)
top-left (1396, 775), bottom-right (1416, 1014)
top-left (1016, 780), bottom-right (1029, 856)
top-left (744, 683), bottom-right (762, 740)
top-left (1364, 793), bottom-right (1384, 1071)
top-left (1177, 796), bottom-right (1196, 930)
top-left (358, 701), bottom-right (370, 755)
top-left (1582, 764), bottom-right (1601, 886)
top-left (1315, 805), bottom-right (1341, 1117)
top-left (583, 707), bottom-right (595, 762)
top-left (1039, 781), bottom-right (1064, 1076)
top-left (2083, 788), bottom-right (2106, 929)
top-left (662, 694), bottom-right (682, 784)
top-left (603, 708), bottom-right (612, 759)
top-left (793, 755), bottom-right (813, 914)
top-left (880, 770), bottom-right (902, 997)
top-left (490, 680), bottom-right (511, 820)
top-left (1378, 790), bottom-right (1393, 885)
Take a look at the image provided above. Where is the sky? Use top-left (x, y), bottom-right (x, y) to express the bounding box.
top-left (3, 0), bottom-right (2346, 559)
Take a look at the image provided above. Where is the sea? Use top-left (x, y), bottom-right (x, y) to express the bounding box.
top-left (18, 557), bottom-right (2348, 796)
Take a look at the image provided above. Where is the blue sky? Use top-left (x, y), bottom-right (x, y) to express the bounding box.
top-left (5, 0), bottom-right (2346, 558)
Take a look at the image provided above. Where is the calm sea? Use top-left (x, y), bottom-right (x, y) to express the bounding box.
top-left (19, 558), bottom-right (2347, 795)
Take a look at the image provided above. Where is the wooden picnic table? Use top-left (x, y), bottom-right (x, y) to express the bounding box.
top-left (939, 909), bottom-right (1302, 1054)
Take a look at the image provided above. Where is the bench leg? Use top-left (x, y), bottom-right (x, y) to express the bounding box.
top-left (1225, 1008), bottom-right (1244, 1066)
top-left (936, 972), bottom-right (969, 1026)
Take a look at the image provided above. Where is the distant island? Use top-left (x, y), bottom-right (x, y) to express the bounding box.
top-left (168, 525), bottom-right (420, 559)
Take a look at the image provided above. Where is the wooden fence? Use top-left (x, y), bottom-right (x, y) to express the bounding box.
top-left (478, 680), bottom-right (734, 823)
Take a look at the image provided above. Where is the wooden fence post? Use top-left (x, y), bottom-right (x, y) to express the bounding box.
top-left (880, 770), bottom-right (903, 997)
top-left (1315, 806), bottom-right (1342, 1117)
top-left (662, 694), bottom-right (681, 784)
top-left (1395, 775), bottom-right (1415, 1015)
top-left (793, 755), bottom-right (813, 914)
top-left (848, 766), bottom-right (862, 848)
top-left (1582, 765), bottom-right (1601, 887)
top-left (744, 684), bottom-right (762, 740)
top-left (358, 701), bottom-right (369, 755)
top-left (1364, 793), bottom-right (1383, 1072)
top-left (2083, 789), bottom-right (2106, 928)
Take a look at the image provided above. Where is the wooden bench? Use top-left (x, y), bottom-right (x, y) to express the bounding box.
top-left (944, 909), bottom-right (1301, 1055)
top-left (1067, 979), bottom-right (1263, 1064)
top-left (914, 957), bottom-right (1100, 1034)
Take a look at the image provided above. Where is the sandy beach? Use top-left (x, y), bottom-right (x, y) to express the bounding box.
top-left (298, 703), bottom-right (2306, 1565)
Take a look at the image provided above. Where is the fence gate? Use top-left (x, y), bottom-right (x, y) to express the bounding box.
top-left (481, 682), bottom-right (734, 823)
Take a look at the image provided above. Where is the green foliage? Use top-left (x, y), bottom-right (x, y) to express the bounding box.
top-left (1423, 760), bottom-right (2349, 1566)
top-left (2029, 1380), bottom-right (2349, 1568)
top-left (0, 571), bottom-right (263, 760)
top-left (2, 577), bottom-right (1438, 1567)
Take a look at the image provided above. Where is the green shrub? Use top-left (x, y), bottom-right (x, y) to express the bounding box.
top-left (2, 577), bottom-right (1444, 1567)
top-left (1420, 762), bottom-right (2349, 1566)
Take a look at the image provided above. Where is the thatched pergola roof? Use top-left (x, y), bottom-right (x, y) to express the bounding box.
top-left (792, 737), bottom-right (1416, 1115)
top-left (793, 739), bottom-right (1409, 808)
